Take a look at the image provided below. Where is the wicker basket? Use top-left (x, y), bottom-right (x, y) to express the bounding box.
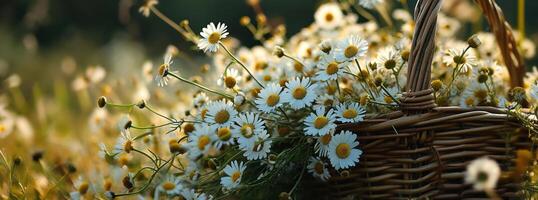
top-left (308, 0), bottom-right (531, 199)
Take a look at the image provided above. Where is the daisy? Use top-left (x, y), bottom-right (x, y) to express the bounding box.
top-left (307, 157), bottom-right (331, 181)
top-left (220, 160), bottom-right (247, 190)
top-left (193, 92), bottom-right (209, 108)
top-left (315, 55), bottom-right (346, 81)
top-left (198, 22), bottom-right (229, 53)
top-left (282, 77), bottom-right (318, 109)
top-left (155, 53), bottom-right (176, 87)
top-left (242, 130), bottom-right (272, 160)
top-left (303, 106), bottom-right (337, 136)
top-left (459, 82), bottom-right (488, 108)
top-left (69, 177), bottom-right (90, 200)
top-left (444, 48), bottom-right (477, 74)
top-left (374, 86), bottom-right (400, 105)
top-left (0, 114), bottom-right (14, 139)
top-left (232, 112), bottom-right (266, 149)
top-left (315, 93), bottom-right (338, 108)
top-left (328, 130), bottom-right (362, 170)
top-left (217, 68), bottom-right (242, 89)
top-left (335, 102), bottom-right (366, 123)
top-left (314, 3), bottom-right (344, 30)
top-left (315, 131), bottom-right (333, 157)
top-left (377, 47), bottom-right (402, 70)
top-left (205, 100), bottom-right (238, 127)
top-left (334, 35), bottom-right (369, 62)
top-left (255, 82), bottom-right (283, 113)
top-left (157, 175), bottom-right (183, 196)
top-left (187, 124), bottom-right (217, 159)
top-left (214, 126), bottom-right (235, 149)
top-left (358, 0), bottom-right (383, 9)
top-left (180, 189), bottom-right (212, 200)
top-left (112, 130), bottom-right (134, 154)
top-left (465, 157), bottom-right (501, 191)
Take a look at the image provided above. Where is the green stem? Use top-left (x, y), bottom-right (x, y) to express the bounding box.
top-left (219, 42), bottom-right (264, 88)
top-left (168, 72), bottom-right (233, 100)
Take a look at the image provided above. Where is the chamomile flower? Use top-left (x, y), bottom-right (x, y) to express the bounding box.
top-left (157, 175), bottom-right (183, 196)
top-left (307, 157), bottom-right (331, 181)
top-left (328, 130), bottom-right (362, 170)
top-left (232, 112), bottom-right (266, 149)
top-left (358, 0), bottom-right (383, 9)
top-left (459, 82), bottom-right (488, 108)
top-left (198, 22), bottom-right (229, 53)
top-left (377, 47), bottom-right (402, 70)
top-left (155, 53), bottom-right (175, 87)
top-left (214, 126), bottom-right (235, 149)
top-left (187, 124), bottom-right (217, 159)
top-left (314, 3), bottom-right (344, 30)
top-left (180, 189), bottom-right (212, 200)
top-left (334, 35), bottom-right (369, 62)
top-left (69, 177), bottom-right (90, 200)
top-left (335, 102), bottom-right (366, 123)
top-left (205, 100), bottom-right (238, 127)
top-left (444, 48), bottom-right (477, 74)
top-left (0, 114), bottom-right (14, 139)
top-left (242, 130), bottom-right (272, 160)
top-left (304, 106), bottom-right (337, 136)
top-left (112, 130), bottom-right (134, 154)
top-left (315, 55), bottom-right (346, 81)
top-left (465, 157), bottom-right (501, 191)
top-left (217, 68), bottom-right (242, 89)
top-left (374, 86), bottom-right (400, 105)
top-left (193, 92), bottom-right (209, 108)
top-left (220, 160), bottom-right (247, 190)
top-left (255, 82), bottom-right (284, 113)
top-left (315, 131), bottom-right (333, 157)
top-left (282, 77), bottom-right (318, 109)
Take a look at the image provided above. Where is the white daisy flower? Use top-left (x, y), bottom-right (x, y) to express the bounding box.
top-left (214, 126), bottom-right (234, 149)
top-left (69, 177), bottom-right (90, 200)
top-left (304, 106), bottom-right (337, 136)
top-left (358, 0), bottom-right (383, 9)
top-left (255, 82), bottom-right (284, 113)
top-left (314, 3), bottom-right (344, 30)
top-left (217, 68), bottom-right (242, 89)
top-left (335, 102), bottom-right (366, 123)
top-left (205, 100), bottom-right (238, 127)
top-left (307, 157), bottom-right (331, 181)
top-left (112, 130), bottom-right (135, 154)
top-left (377, 47), bottom-right (402, 70)
top-left (315, 54), bottom-right (346, 81)
top-left (443, 48), bottom-right (477, 74)
top-left (242, 130), bottom-right (272, 160)
top-left (220, 160), bottom-right (247, 190)
top-left (198, 22), bottom-right (229, 53)
top-left (315, 131), bottom-right (333, 157)
top-left (187, 124), bottom-right (217, 159)
top-left (193, 92), bottom-right (209, 108)
top-left (465, 157), bottom-right (501, 191)
top-left (328, 130), bottom-right (362, 170)
top-left (334, 35), bottom-right (369, 62)
top-left (155, 53), bottom-right (176, 87)
top-left (459, 82), bottom-right (488, 108)
top-left (0, 113), bottom-right (14, 139)
top-left (180, 189), bottom-right (212, 200)
top-left (232, 112), bottom-right (266, 149)
top-left (374, 86), bottom-right (399, 105)
top-left (282, 77), bottom-right (318, 109)
top-left (157, 175), bottom-right (183, 196)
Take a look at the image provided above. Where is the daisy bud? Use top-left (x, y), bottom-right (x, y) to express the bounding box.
top-left (240, 16), bottom-right (251, 26)
top-left (509, 87), bottom-right (527, 104)
top-left (13, 156), bottom-right (22, 166)
top-left (234, 93), bottom-right (246, 106)
top-left (122, 176), bottom-right (134, 190)
top-left (477, 74), bottom-right (488, 83)
top-left (340, 170), bottom-right (350, 177)
top-left (319, 40), bottom-right (332, 54)
top-left (183, 123), bottom-right (195, 134)
top-left (136, 99), bottom-right (146, 109)
top-left (97, 96), bottom-right (107, 108)
top-left (401, 50), bottom-right (410, 61)
top-left (374, 76), bottom-right (383, 86)
top-left (368, 62), bottom-right (377, 71)
top-left (467, 35), bottom-right (482, 48)
top-left (78, 181), bottom-right (90, 195)
top-left (256, 14), bottom-right (267, 25)
top-left (169, 140), bottom-right (186, 154)
top-left (67, 163), bottom-right (77, 173)
top-left (279, 192), bottom-right (291, 200)
top-left (273, 46), bottom-right (285, 58)
top-left (123, 120), bottom-right (132, 130)
top-left (105, 191), bottom-right (116, 199)
top-left (431, 80), bottom-right (443, 92)
top-left (359, 95), bottom-right (369, 106)
top-left (179, 19), bottom-right (190, 29)
top-left (268, 154), bottom-right (278, 165)
top-left (32, 150), bottom-right (44, 162)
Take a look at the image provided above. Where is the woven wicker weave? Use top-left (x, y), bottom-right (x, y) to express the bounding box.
top-left (308, 0), bottom-right (531, 199)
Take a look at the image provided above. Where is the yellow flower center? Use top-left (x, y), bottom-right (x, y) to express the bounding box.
top-left (453, 55), bottom-right (466, 64)
top-left (208, 32), bottom-right (221, 44)
top-left (325, 13), bottom-right (334, 22)
top-left (336, 143), bottom-right (351, 159)
top-left (320, 134), bottom-right (332, 145)
top-left (263, 75), bottom-right (272, 82)
top-left (384, 59), bottom-right (396, 69)
top-left (465, 97), bottom-right (475, 106)
top-left (255, 61), bottom-right (268, 71)
top-left (266, 94), bottom-right (280, 106)
top-left (197, 135), bottom-right (210, 150)
top-left (474, 89), bottom-right (488, 100)
top-left (314, 162), bottom-right (324, 174)
top-left (217, 127), bottom-right (232, 141)
top-left (158, 64), bottom-right (167, 76)
top-left (201, 109), bottom-right (208, 119)
top-left (183, 123), bottom-right (195, 134)
top-left (326, 62), bottom-right (339, 75)
top-left (224, 76), bottom-right (237, 89)
top-left (231, 171), bottom-right (241, 182)
top-left (344, 45), bottom-right (358, 58)
top-left (313, 116), bottom-right (329, 129)
top-left (342, 109), bottom-right (357, 119)
top-left (162, 181), bottom-right (176, 191)
top-left (292, 87), bottom-right (307, 99)
top-left (0, 124), bottom-right (5, 134)
top-left (78, 182), bottom-right (89, 195)
top-left (214, 110), bottom-right (230, 124)
top-left (384, 96), bottom-right (393, 104)
top-left (123, 140), bottom-right (133, 153)
top-left (241, 124), bottom-right (254, 138)
top-left (294, 62), bottom-right (304, 72)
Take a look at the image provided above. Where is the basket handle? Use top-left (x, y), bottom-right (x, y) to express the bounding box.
top-left (401, 0), bottom-right (442, 113)
top-left (475, 0), bottom-right (526, 88)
